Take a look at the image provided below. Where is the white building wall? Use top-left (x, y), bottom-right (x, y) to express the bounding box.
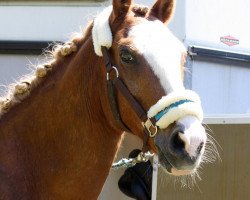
top-left (185, 0), bottom-right (250, 52)
top-left (185, 0), bottom-right (250, 115)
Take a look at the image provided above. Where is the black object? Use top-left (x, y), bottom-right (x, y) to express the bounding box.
top-left (0, 40), bottom-right (63, 55)
top-left (189, 45), bottom-right (250, 63)
top-left (118, 149), bottom-right (153, 200)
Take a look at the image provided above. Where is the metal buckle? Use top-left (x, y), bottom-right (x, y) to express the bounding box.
top-left (142, 118), bottom-right (158, 137)
top-left (136, 151), bottom-right (154, 163)
top-left (107, 66), bottom-right (119, 80)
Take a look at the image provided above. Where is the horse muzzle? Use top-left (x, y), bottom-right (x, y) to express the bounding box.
top-left (147, 90), bottom-right (206, 176)
top-left (155, 117), bottom-right (206, 176)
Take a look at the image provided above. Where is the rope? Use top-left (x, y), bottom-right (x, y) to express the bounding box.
top-left (112, 158), bottom-right (136, 169)
top-left (112, 151), bottom-right (154, 170)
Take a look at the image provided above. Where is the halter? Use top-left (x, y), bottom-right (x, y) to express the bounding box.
top-left (101, 46), bottom-right (157, 152)
top-left (93, 6), bottom-right (203, 154)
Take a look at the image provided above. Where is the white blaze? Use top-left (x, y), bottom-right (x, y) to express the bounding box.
top-left (178, 116), bottom-right (207, 158)
top-left (129, 20), bottom-right (206, 167)
top-left (129, 19), bottom-right (186, 93)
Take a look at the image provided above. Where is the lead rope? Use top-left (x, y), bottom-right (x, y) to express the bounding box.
top-left (112, 151), bottom-right (154, 169)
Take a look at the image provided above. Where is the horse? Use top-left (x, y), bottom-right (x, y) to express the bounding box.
top-left (0, 0), bottom-right (218, 199)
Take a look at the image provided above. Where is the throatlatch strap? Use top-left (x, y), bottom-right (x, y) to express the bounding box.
top-left (142, 129), bottom-right (150, 153)
top-left (107, 80), bottom-right (131, 132)
top-left (113, 78), bottom-right (148, 122)
top-left (101, 46), bottom-right (148, 123)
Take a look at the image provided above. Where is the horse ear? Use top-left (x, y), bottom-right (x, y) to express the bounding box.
top-left (112, 0), bottom-right (133, 18)
top-left (149, 0), bottom-right (176, 23)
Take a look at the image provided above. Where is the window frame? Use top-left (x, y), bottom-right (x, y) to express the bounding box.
top-left (0, 0), bottom-right (108, 6)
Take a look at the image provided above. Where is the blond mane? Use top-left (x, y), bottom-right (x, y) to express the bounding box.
top-left (0, 21), bottom-right (94, 118)
top-left (0, 4), bottom-right (149, 118)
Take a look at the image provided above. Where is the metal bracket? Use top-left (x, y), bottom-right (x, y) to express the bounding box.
top-left (143, 118), bottom-right (158, 137)
top-left (151, 155), bottom-right (159, 200)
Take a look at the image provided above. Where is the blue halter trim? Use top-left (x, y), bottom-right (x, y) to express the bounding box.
top-left (154, 99), bottom-right (194, 122)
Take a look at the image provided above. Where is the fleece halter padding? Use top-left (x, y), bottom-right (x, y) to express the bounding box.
top-left (148, 90), bottom-right (203, 129)
top-left (92, 6), bottom-right (113, 56)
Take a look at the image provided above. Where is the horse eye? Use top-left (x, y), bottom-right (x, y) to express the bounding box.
top-left (120, 50), bottom-right (135, 64)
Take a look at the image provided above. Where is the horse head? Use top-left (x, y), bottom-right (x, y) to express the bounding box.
top-left (93, 0), bottom-right (207, 176)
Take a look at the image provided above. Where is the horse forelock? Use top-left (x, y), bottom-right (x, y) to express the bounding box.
top-left (0, 21), bottom-right (94, 118)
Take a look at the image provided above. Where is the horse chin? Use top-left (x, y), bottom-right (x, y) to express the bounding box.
top-left (162, 165), bottom-right (195, 176)
top-left (169, 168), bottom-right (195, 176)
top-left (160, 158), bottom-right (196, 176)
top-left (157, 148), bottom-right (199, 176)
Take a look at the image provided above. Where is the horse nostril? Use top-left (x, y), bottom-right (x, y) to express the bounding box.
top-left (197, 142), bottom-right (204, 154)
top-left (168, 124), bottom-right (186, 156)
top-left (172, 132), bottom-right (185, 153)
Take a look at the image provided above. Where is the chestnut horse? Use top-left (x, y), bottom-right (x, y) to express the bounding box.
top-left (0, 0), bottom-right (217, 199)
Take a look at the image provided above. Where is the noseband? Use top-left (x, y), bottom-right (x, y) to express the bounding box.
top-left (101, 47), bottom-right (156, 152)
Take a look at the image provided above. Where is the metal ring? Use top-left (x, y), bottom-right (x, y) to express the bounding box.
top-left (107, 66), bottom-right (119, 80)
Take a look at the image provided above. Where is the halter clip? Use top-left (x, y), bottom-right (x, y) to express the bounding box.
top-left (142, 119), bottom-right (158, 138)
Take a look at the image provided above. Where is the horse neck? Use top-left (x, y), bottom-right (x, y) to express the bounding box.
top-left (0, 33), bottom-right (123, 199)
